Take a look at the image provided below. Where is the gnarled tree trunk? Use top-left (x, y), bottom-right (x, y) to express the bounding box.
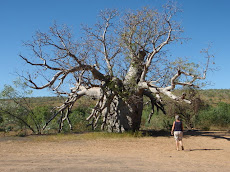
top-left (102, 51), bottom-right (146, 132)
top-left (101, 94), bottom-right (144, 132)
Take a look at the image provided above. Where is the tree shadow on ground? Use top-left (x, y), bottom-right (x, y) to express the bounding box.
top-left (141, 129), bottom-right (230, 141)
top-left (184, 130), bottom-right (230, 141)
top-left (141, 130), bottom-right (170, 137)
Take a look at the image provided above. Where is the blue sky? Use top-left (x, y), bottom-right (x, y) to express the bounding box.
top-left (0, 0), bottom-right (230, 96)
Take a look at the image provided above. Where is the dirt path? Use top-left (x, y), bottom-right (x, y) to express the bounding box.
top-left (0, 131), bottom-right (229, 172)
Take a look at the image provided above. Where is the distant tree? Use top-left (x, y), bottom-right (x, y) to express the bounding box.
top-left (0, 84), bottom-right (35, 133)
top-left (0, 83), bottom-right (52, 134)
top-left (19, 2), bottom-right (213, 132)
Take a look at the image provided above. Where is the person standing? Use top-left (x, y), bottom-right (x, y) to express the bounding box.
top-left (171, 115), bottom-right (184, 151)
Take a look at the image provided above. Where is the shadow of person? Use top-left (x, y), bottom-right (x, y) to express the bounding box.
top-left (187, 148), bottom-right (223, 151)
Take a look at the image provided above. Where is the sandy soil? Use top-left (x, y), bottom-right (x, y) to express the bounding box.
top-left (0, 131), bottom-right (229, 172)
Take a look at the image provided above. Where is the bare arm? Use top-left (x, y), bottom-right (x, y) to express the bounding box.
top-left (171, 121), bottom-right (175, 135)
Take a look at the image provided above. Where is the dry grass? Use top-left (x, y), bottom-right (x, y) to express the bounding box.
top-left (2, 131), bottom-right (144, 143)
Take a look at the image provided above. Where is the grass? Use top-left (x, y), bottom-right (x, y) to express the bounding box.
top-left (27, 131), bottom-right (145, 142)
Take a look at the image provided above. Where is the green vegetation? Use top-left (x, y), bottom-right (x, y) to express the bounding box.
top-left (196, 102), bottom-right (230, 130)
top-left (31, 131), bottom-right (144, 142)
top-left (0, 85), bottom-right (55, 135)
top-left (141, 89), bottom-right (230, 131)
top-left (1, 85), bottom-right (230, 135)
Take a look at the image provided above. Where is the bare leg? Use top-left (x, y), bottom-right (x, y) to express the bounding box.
top-left (176, 140), bottom-right (180, 151)
top-left (179, 140), bottom-right (184, 150)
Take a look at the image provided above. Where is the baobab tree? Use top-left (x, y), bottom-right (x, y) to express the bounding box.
top-left (20, 4), bottom-right (212, 132)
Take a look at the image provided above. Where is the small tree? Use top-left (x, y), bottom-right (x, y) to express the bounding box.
top-left (0, 84), bottom-right (52, 134)
top-left (19, 3), bottom-right (213, 132)
top-left (165, 89), bottom-right (206, 129)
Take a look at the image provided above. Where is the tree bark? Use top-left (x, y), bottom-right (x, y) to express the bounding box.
top-left (104, 50), bottom-right (146, 132)
top-left (101, 94), bottom-right (144, 132)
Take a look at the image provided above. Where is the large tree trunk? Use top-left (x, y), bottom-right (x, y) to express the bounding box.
top-left (102, 94), bottom-right (144, 132)
top-left (101, 51), bottom-right (146, 132)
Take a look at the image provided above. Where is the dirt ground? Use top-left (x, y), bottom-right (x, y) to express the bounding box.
top-left (0, 130), bottom-right (229, 172)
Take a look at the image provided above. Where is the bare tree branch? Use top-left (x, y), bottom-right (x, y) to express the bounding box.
top-left (19, 5), bottom-right (213, 132)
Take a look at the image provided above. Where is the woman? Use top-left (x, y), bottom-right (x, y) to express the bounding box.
top-left (171, 115), bottom-right (184, 151)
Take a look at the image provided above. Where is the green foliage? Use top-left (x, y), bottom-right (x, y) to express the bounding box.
top-left (0, 85), bottom-right (16, 98)
top-left (0, 114), bottom-right (3, 124)
top-left (168, 58), bottom-right (205, 87)
top-left (149, 114), bottom-right (173, 130)
top-left (199, 89), bottom-right (230, 104)
top-left (61, 106), bottom-right (93, 133)
top-left (29, 106), bottom-right (53, 133)
top-left (142, 89), bottom-right (230, 131)
top-left (170, 58), bottom-right (200, 74)
top-left (196, 102), bottom-right (230, 130)
top-left (141, 104), bottom-right (173, 130)
top-left (1, 87), bottom-right (230, 135)
top-left (0, 83), bottom-right (53, 134)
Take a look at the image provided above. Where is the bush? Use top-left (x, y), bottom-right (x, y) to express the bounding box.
top-left (61, 106), bottom-right (93, 133)
top-left (196, 102), bottom-right (230, 130)
top-left (141, 105), bottom-right (173, 130)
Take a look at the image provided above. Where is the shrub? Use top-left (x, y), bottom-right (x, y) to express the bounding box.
top-left (196, 102), bottom-right (230, 130)
top-left (61, 106), bottom-right (93, 133)
top-left (141, 105), bottom-right (173, 130)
